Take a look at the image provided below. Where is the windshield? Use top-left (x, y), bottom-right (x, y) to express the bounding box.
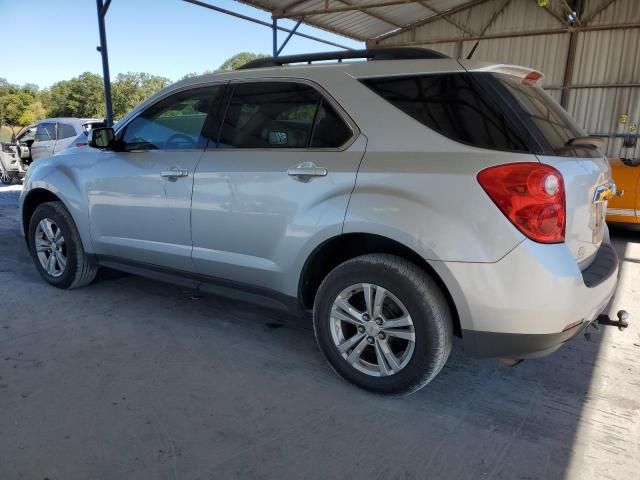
top-left (490, 74), bottom-right (600, 158)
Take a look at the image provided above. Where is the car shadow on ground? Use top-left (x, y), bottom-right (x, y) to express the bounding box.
top-left (1, 184), bottom-right (637, 479)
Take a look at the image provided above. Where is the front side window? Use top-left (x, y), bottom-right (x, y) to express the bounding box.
top-left (16, 126), bottom-right (36, 143)
top-left (58, 123), bottom-right (77, 139)
top-left (362, 73), bottom-right (530, 152)
top-left (34, 123), bottom-right (57, 142)
top-left (121, 86), bottom-right (222, 150)
top-left (218, 82), bottom-right (352, 149)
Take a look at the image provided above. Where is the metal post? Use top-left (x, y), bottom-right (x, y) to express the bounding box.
top-left (96, 0), bottom-right (113, 126)
top-left (560, 0), bottom-right (584, 109)
top-left (277, 17), bottom-right (304, 56)
top-left (272, 18), bottom-right (278, 57)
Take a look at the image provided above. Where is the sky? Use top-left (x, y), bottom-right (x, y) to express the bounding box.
top-left (0, 0), bottom-right (362, 89)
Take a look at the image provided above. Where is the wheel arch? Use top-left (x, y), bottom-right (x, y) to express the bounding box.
top-left (298, 233), bottom-right (462, 337)
top-left (22, 189), bottom-right (66, 239)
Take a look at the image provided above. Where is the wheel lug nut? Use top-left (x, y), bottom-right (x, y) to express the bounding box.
top-left (375, 318), bottom-right (384, 325)
top-left (357, 326), bottom-right (365, 334)
top-left (362, 314), bottom-right (370, 321)
top-left (366, 336), bottom-right (374, 345)
top-left (378, 332), bottom-right (386, 340)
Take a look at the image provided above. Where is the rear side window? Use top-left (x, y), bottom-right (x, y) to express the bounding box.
top-left (35, 123), bottom-right (57, 142)
top-left (218, 82), bottom-right (352, 149)
top-left (58, 123), bottom-right (77, 139)
top-left (362, 74), bottom-right (529, 152)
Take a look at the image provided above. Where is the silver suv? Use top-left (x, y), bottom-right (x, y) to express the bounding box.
top-left (20, 49), bottom-right (620, 395)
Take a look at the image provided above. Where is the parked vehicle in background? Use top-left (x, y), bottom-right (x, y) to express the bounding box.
top-left (0, 142), bottom-right (26, 184)
top-left (607, 157), bottom-right (639, 224)
top-left (20, 48), bottom-right (624, 395)
top-left (59, 121), bottom-right (111, 155)
top-left (14, 118), bottom-right (104, 164)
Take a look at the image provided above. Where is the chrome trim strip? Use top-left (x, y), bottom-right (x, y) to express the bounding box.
top-left (607, 208), bottom-right (636, 217)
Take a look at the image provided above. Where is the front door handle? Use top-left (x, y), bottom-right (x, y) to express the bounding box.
top-left (160, 167), bottom-right (189, 179)
top-left (287, 162), bottom-right (328, 182)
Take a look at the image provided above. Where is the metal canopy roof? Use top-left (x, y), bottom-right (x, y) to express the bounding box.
top-left (234, 0), bottom-right (484, 42)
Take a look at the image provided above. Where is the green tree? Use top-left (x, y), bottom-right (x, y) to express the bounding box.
top-left (218, 52), bottom-right (267, 71)
top-left (111, 72), bottom-right (170, 119)
top-left (47, 72), bottom-right (105, 118)
top-left (0, 90), bottom-right (36, 136)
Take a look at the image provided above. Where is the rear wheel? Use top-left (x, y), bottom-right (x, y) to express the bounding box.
top-left (313, 254), bottom-right (453, 395)
top-left (28, 201), bottom-right (98, 289)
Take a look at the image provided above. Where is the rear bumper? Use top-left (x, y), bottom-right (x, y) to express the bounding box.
top-left (439, 235), bottom-right (619, 358)
top-left (461, 321), bottom-right (588, 358)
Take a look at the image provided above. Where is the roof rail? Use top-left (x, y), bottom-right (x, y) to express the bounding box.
top-left (239, 48), bottom-right (450, 70)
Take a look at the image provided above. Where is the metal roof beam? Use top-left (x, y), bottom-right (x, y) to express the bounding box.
top-left (372, 0), bottom-right (493, 42)
top-left (336, 0), bottom-right (404, 28)
top-left (375, 20), bottom-right (640, 45)
top-left (582, 0), bottom-right (618, 24)
top-left (417, 1), bottom-right (475, 35)
top-left (273, 0), bottom-right (425, 18)
top-left (183, 0), bottom-right (354, 49)
top-left (533, 0), bottom-right (569, 26)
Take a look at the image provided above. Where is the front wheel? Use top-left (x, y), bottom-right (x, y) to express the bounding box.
top-left (28, 201), bottom-right (98, 289)
top-left (0, 169), bottom-right (14, 185)
top-left (313, 254), bottom-right (453, 395)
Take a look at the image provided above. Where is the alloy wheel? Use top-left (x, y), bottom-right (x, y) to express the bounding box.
top-left (329, 283), bottom-right (416, 377)
top-left (34, 218), bottom-right (67, 278)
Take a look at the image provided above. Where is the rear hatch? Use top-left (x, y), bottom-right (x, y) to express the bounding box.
top-left (462, 62), bottom-right (611, 268)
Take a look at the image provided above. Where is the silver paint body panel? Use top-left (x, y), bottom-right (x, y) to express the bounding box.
top-left (20, 58), bottom-right (618, 341)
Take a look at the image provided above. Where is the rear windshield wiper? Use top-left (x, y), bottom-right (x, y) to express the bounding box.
top-left (565, 136), bottom-right (605, 148)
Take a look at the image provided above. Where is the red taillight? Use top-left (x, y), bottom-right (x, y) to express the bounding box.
top-left (477, 162), bottom-right (565, 243)
top-left (76, 143), bottom-right (88, 147)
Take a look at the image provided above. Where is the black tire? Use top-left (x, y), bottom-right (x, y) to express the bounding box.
top-left (313, 254), bottom-right (453, 396)
top-left (28, 201), bottom-right (98, 289)
top-left (0, 169), bottom-right (14, 185)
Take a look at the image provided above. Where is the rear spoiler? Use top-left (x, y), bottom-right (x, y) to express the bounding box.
top-left (458, 60), bottom-right (545, 84)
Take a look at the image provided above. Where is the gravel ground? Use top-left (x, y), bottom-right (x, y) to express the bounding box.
top-left (1, 183), bottom-right (639, 480)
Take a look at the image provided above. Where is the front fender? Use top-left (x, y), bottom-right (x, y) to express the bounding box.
top-left (21, 154), bottom-right (96, 253)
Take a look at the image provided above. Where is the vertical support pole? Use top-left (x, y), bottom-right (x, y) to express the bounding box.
top-left (272, 18), bottom-right (278, 57)
top-left (560, 0), bottom-right (583, 109)
top-left (96, 0), bottom-right (113, 126)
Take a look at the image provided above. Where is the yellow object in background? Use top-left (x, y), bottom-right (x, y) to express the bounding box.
top-left (607, 158), bottom-right (639, 224)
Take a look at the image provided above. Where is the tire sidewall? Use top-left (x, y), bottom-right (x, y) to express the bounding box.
top-left (28, 203), bottom-right (80, 289)
top-left (313, 257), bottom-right (449, 395)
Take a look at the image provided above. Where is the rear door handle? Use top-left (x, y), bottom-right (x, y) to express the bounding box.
top-left (287, 162), bottom-right (328, 181)
top-left (160, 167), bottom-right (189, 178)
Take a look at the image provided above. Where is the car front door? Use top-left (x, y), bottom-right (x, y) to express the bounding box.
top-left (31, 122), bottom-right (57, 160)
top-left (191, 80), bottom-right (365, 295)
top-left (88, 84), bottom-right (225, 271)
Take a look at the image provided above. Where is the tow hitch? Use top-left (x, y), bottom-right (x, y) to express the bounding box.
top-left (584, 310), bottom-right (629, 341)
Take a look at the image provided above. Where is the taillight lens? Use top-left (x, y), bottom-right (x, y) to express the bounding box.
top-left (477, 162), bottom-right (565, 243)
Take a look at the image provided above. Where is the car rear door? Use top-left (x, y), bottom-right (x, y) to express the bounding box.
top-left (54, 122), bottom-right (80, 153)
top-left (88, 85), bottom-right (224, 272)
top-left (190, 79), bottom-right (365, 294)
top-left (30, 122), bottom-right (57, 160)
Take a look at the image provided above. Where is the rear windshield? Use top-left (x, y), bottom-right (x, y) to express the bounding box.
top-left (491, 74), bottom-right (597, 157)
top-left (362, 72), bottom-right (598, 157)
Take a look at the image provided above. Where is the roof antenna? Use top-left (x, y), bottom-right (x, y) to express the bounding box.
top-left (466, 40), bottom-right (480, 59)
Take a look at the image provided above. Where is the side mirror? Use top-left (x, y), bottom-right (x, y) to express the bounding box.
top-left (88, 127), bottom-right (115, 149)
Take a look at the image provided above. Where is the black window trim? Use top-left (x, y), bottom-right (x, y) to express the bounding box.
top-left (114, 81), bottom-right (230, 153)
top-left (207, 77), bottom-right (359, 152)
top-left (359, 72), bottom-right (543, 155)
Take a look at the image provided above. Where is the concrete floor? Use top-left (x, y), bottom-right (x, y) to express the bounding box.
top-left (0, 184), bottom-right (639, 480)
